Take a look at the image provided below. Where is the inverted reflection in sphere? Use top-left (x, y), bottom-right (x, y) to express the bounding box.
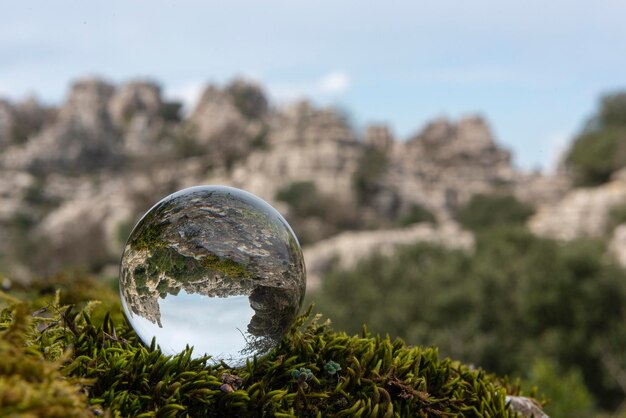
top-left (119, 186), bottom-right (306, 367)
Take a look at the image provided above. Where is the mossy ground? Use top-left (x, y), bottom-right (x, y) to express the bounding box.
top-left (0, 274), bottom-right (534, 417)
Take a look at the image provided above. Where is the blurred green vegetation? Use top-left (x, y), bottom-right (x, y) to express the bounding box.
top-left (275, 181), bottom-right (362, 245)
top-left (353, 146), bottom-right (388, 205)
top-left (566, 92), bottom-right (626, 186)
top-left (314, 222), bottom-right (626, 415)
top-left (455, 193), bottom-right (534, 231)
top-left (396, 204), bottom-right (437, 227)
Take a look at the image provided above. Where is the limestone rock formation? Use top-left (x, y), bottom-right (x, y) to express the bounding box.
top-left (364, 124), bottom-right (394, 151)
top-left (2, 78), bottom-right (120, 173)
top-left (186, 79), bottom-right (268, 167)
top-left (529, 174), bottom-right (626, 240)
top-left (304, 222), bottom-right (474, 291)
top-left (0, 76), bottom-right (565, 282)
top-left (383, 116), bottom-right (514, 221)
top-left (109, 81), bottom-right (165, 155)
top-left (225, 100), bottom-right (361, 202)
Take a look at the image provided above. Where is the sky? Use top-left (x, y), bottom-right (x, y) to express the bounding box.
top-left (1, 1), bottom-right (625, 171)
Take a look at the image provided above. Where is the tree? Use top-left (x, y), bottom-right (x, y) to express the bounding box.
top-left (314, 226), bottom-right (626, 412)
top-left (456, 193), bottom-right (534, 231)
top-left (566, 91), bottom-right (626, 186)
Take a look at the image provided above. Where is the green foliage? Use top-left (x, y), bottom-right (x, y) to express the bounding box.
top-left (608, 203), bottom-right (626, 229)
top-left (566, 91), bottom-right (626, 186)
top-left (456, 194), bottom-right (534, 231)
top-left (160, 101), bottom-right (183, 123)
top-left (276, 182), bottom-right (324, 219)
top-left (396, 204), bottom-right (437, 226)
top-left (526, 358), bottom-right (595, 418)
top-left (597, 92), bottom-right (626, 128)
top-left (116, 220), bottom-right (134, 247)
top-left (0, 276), bottom-right (531, 417)
top-left (315, 226), bottom-right (626, 412)
top-left (0, 293), bottom-right (95, 417)
top-left (276, 181), bottom-right (362, 245)
top-left (566, 128), bottom-right (626, 186)
top-left (352, 147), bottom-right (388, 205)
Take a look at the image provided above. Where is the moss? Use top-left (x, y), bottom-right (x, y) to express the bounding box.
top-left (199, 253), bottom-right (253, 279)
top-left (0, 294), bottom-right (96, 417)
top-left (130, 220), bottom-right (169, 252)
top-left (0, 275), bottom-right (536, 417)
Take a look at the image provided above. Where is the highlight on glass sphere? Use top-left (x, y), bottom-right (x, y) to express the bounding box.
top-left (119, 186), bottom-right (306, 367)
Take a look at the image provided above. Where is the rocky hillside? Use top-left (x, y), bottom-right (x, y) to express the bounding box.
top-left (0, 77), bottom-right (572, 283)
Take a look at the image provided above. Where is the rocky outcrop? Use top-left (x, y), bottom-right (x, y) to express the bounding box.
top-left (365, 124), bottom-right (394, 151)
top-left (382, 116), bottom-right (515, 221)
top-left (109, 81), bottom-right (165, 155)
top-left (304, 222), bottom-right (474, 291)
top-left (529, 174), bottom-right (626, 240)
top-left (186, 79), bottom-right (268, 166)
top-left (2, 78), bottom-right (121, 173)
top-left (224, 100), bottom-right (361, 202)
top-left (0, 76), bottom-right (568, 281)
top-left (0, 97), bottom-right (52, 151)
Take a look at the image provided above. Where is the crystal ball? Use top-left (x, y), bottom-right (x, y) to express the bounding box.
top-left (119, 186), bottom-right (306, 366)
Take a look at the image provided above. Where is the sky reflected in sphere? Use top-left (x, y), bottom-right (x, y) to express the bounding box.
top-left (119, 186), bottom-right (306, 367)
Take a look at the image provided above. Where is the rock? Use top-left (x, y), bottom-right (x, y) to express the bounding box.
top-left (513, 170), bottom-right (571, 207)
top-left (364, 124), bottom-right (394, 151)
top-left (224, 100), bottom-right (361, 202)
top-left (529, 178), bottom-right (626, 240)
top-left (186, 80), bottom-right (268, 166)
top-left (303, 222), bottom-right (474, 291)
top-left (0, 96), bottom-right (51, 151)
top-left (385, 116), bottom-right (514, 219)
top-left (109, 81), bottom-right (164, 155)
top-left (506, 396), bottom-right (549, 418)
top-left (2, 78), bottom-right (121, 173)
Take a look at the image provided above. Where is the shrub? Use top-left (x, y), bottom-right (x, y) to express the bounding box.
top-left (566, 91), bottom-right (626, 186)
top-left (456, 193), bottom-right (534, 231)
top-left (396, 204), bottom-right (437, 226)
top-left (352, 147), bottom-right (388, 205)
top-left (314, 226), bottom-right (626, 412)
top-left (160, 101), bottom-right (183, 123)
top-left (276, 181), bottom-right (324, 218)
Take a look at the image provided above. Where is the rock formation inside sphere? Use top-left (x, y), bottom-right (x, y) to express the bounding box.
top-left (119, 186), bottom-right (306, 366)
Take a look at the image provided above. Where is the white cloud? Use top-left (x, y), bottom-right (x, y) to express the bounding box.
top-left (318, 72), bottom-right (350, 94)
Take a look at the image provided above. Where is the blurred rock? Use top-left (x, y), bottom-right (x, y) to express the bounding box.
top-left (506, 396), bottom-right (549, 418)
top-left (529, 175), bottom-right (626, 240)
top-left (2, 78), bottom-right (121, 173)
top-left (109, 81), bottom-right (165, 155)
top-left (187, 79), bottom-right (268, 167)
top-left (0, 76), bottom-right (581, 279)
top-left (304, 221), bottom-right (473, 291)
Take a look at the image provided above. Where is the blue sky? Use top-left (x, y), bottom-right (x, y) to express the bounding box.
top-left (1, 1), bottom-right (625, 171)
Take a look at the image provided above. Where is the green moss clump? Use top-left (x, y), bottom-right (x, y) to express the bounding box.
top-left (199, 253), bottom-right (253, 279)
top-left (0, 277), bottom-right (533, 417)
top-left (130, 220), bottom-right (169, 252)
top-left (0, 294), bottom-right (96, 417)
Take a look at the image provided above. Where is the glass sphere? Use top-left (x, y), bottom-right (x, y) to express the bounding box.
top-left (119, 186), bottom-right (306, 367)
